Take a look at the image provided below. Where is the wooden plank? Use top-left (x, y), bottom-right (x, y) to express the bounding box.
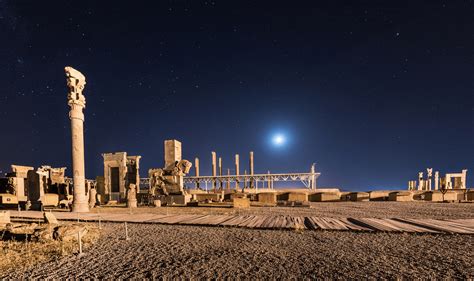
top-left (304, 217), bottom-right (318, 230)
top-left (349, 218), bottom-right (404, 232)
top-left (220, 215), bottom-right (249, 226)
top-left (381, 219), bottom-right (441, 233)
top-left (397, 218), bottom-right (474, 234)
top-left (239, 216), bottom-right (259, 227)
top-left (339, 218), bottom-right (372, 231)
top-left (311, 217), bottom-right (350, 230)
top-left (175, 215), bottom-right (208, 224)
top-left (444, 219), bottom-right (474, 230)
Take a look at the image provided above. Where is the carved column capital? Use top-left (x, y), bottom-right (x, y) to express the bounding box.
top-left (65, 66), bottom-right (86, 109)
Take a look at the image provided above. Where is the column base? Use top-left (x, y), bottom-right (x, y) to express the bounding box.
top-left (71, 202), bottom-right (90, 213)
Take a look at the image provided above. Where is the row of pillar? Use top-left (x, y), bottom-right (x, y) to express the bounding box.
top-left (194, 151), bottom-right (257, 191)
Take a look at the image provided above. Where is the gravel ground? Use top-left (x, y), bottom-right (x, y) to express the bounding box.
top-left (92, 201), bottom-right (474, 219)
top-left (3, 223), bottom-right (473, 279)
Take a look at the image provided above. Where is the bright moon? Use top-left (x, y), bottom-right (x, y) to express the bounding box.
top-left (272, 134), bottom-right (286, 146)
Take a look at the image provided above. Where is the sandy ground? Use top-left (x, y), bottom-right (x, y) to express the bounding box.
top-left (2, 202), bottom-right (473, 279)
top-left (2, 223), bottom-right (473, 279)
top-left (91, 201), bottom-right (474, 219)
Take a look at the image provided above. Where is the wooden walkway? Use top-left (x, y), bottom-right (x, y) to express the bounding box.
top-left (8, 211), bottom-right (474, 234)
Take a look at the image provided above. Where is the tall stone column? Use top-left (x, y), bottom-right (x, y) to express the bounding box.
top-left (65, 66), bottom-right (89, 213)
top-left (194, 157), bottom-right (200, 189)
top-left (310, 163), bottom-right (316, 190)
top-left (249, 151), bottom-right (254, 188)
top-left (211, 152), bottom-right (217, 190)
top-left (227, 168), bottom-right (231, 191)
top-left (434, 172), bottom-right (439, 190)
top-left (218, 157), bottom-right (223, 189)
top-left (235, 154), bottom-right (240, 190)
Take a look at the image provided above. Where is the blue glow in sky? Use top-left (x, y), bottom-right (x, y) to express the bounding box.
top-left (272, 133), bottom-right (286, 146)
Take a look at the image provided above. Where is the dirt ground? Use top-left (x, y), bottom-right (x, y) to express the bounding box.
top-left (2, 202), bottom-right (473, 279)
top-left (2, 223), bottom-right (473, 279)
top-left (91, 201), bottom-right (474, 219)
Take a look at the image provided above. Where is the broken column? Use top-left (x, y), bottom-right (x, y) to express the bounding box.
top-left (249, 151), bottom-right (254, 188)
top-left (235, 154), bottom-right (240, 190)
top-left (194, 157), bottom-right (200, 189)
top-left (417, 172), bottom-right (423, 191)
top-left (218, 157), bottom-right (223, 189)
top-left (65, 66), bottom-right (89, 213)
top-left (211, 152), bottom-right (217, 190)
top-left (10, 165), bottom-right (33, 203)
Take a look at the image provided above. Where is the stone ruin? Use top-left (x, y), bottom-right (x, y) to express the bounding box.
top-left (0, 165), bottom-right (71, 210)
top-left (101, 152), bottom-right (141, 203)
top-left (148, 140), bottom-right (193, 205)
top-left (408, 168), bottom-right (468, 191)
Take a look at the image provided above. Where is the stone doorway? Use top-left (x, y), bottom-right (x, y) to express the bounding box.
top-left (110, 167), bottom-right (120, 193)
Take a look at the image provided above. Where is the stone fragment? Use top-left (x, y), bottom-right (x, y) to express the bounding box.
top-left (257, 192), bottom-right (277, 204)
top-left (424, 191), bottom-right (457, 202)
top-left (53, 223), bottom-right (88, 241)
top-left (309, 192), bottom-right (340, 202)
top-left (288, 192), bottom-right (308, 202)
top-left (467, 190), bottom-right (474, 201)
top-left (233, 197), bottom-right (250, 208)
top-left (369, 191), bottom-right (390, 201)
top-left (348, 192), bottom-right (370, 202)
top-left (0, 210), bottom-right (11, 224)
top-left (44, 212), bottom-right (59, 224)
top-left (389, 191), bottom-right (413, 201)
top-left (6, 223), bottom-right (38, 235)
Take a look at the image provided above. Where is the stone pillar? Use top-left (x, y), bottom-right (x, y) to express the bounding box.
top-left (164, 140), bottom-right (182, 168)
top-left (211, 152), bottom-right (217, 190)
top-left (227, 168), bottom-right (231, 191)
top-left (249, 151), bottom-right (254, 188)
top-left (244, 169), bottom-right (248, 189)
top-left (434, 171), bottom-right (439, 190)
top-left (194, 157), bottom-right (200, 189)
top-left (310, 163), bottom-right (316, 190)
top-left (417, 172), bottom-right (423, 191)
top-left (218, 157), bottom-right (223, 189)
top-left (65, 66), bottom-right (89, 213)
top-left (446, 175), bottom-right (452, 189)
top-left (235, 154), bottom-right (240, 190)
top-left (267, 171), bottom-right (271, 189)
top-left (461, 169), bottom-right (467, 189)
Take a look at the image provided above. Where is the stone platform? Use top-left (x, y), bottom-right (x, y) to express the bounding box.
top-left (8, 211), bottom-right (474, 234)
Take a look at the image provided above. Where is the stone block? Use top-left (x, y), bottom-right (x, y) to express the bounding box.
top-left (233, 197), bottom-right (250, 208)
top-left (257, 192), bottom-right (277, 204)
top-left (339, 192), bottom-right (351, 201)
top-left (349, 192), bottom-right (369, 202)
top-left (467, 190), bottom-right (474, 201)
top-left (308, 192), bottom-right (340, 202)
top-left (388, 191), bottom-right (413, 201)
top-left (43, 193), bottom-right (59, 206)
top-left (288, 192), bottom-right (308, 202)
top-left (195, 193), bottom-right (222, 202)
top-left (0, 193), bottom-right (18, 204)
top-left (453, 190), bottom-right (467, 201)
top-left (44, 212), bottom-right (59, 224)
top-left (424, 191), bottom-right (458, 202)
top-left (0, 211), bottom-right (11, 224)
top-left (412, 191), bottom-right (428, 200)
top-left (162, 194), bottom-right (191, 205)
top-left (369, 191), bottom-right (390, 201)
top-left (153, 199), bottom-right (162, 207)
top-left (164, 140), bottom-right (182, 168)
top-left (231, 193), bottom-right (247, 200)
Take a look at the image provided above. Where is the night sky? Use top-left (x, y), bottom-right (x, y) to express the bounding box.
top-left (1, 1), bottom-right (473, 190)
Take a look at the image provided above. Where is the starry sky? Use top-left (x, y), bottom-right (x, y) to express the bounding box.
top-left (0, 0), bottom-right (473, 190)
